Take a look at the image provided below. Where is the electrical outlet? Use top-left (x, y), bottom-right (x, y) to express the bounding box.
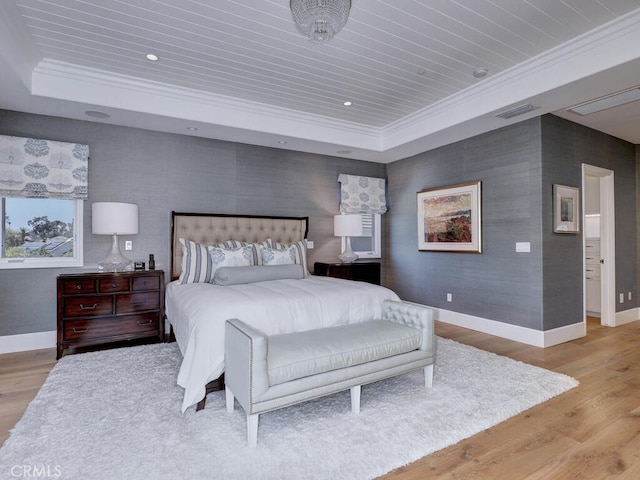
top-left (446, 293), bottom-right (452, 302)
top-left (619, 293), bottom-right (624, 304)
top-left (125, 240), bottom-right (132, 251)
top-left (629, 292), bottom-right (633, 301)
top-left (306, 240), bottom-right (314, 249)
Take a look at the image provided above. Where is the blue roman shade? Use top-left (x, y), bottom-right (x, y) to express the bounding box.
top-left (338, 174), bottom-right (387, 214)
top-left (0, 134), bottom-right (89, 199)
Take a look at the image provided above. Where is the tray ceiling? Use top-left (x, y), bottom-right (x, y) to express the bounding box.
top-left (1, 1), bottom-right (640, 162)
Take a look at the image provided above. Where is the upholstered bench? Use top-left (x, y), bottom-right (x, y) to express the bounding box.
top-left (224, 299), bottom-right (435, 447)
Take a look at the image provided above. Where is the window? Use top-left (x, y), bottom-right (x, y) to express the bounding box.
top-left (342, 213), bottom-right (381, 259)
top-left (1, 197), bottom-right (83, 269)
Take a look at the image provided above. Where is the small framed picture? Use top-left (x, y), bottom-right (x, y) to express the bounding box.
top-left (553, 184), bottom-right (580, 234)
top-left (417, 181), bottom-right (482, 252)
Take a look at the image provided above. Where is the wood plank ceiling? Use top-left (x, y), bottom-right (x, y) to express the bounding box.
top-left (14, 0), bottom-right (640, 129)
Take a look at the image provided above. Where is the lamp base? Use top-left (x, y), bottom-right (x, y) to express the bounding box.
top-left (98, 234), bottom-right (133, 272)
top-left (338, 236), bottom-right (359, 263)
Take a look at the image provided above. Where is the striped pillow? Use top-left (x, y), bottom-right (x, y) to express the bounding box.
top-left (178, 238), bottom-right (214, 284)
top-left (268, 239), bottom-right (309, 276)
top-left (178, 238), bottom-right (272, 284)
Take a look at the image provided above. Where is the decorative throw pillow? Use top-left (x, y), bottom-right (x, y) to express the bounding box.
top-left (213, 264), bottom-right (305, 286)
top-left (260, 245), bottom-right (297, 266)
top-left (267, 239), bottom-right (309, 276)
top-left (207, 245), bottom-right (254, 278)
top-left (178, 238), bottom-right (214, 284)
top-left (215, 239), bottom-right (271, 265)
top-left (177, 238), bottom-right (272, 284)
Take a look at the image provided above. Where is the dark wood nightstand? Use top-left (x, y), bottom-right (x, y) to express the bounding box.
top-left (56, 270), bottom-right (165, 359)
top-left (314, 262), bottom-right (380, 285)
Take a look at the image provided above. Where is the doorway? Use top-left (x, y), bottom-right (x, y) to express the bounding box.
top-left (582, 164), bottom-right (615, 327)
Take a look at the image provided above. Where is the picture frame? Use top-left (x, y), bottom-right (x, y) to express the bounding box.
top-left (417, 181), bottom-right (482, 252)
top-left (553, 184), bottom-right (580, 234)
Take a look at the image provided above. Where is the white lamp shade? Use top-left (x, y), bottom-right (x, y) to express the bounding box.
top-left (334, 214), bottom-right (363, 237)
top-left (92, 202), bottom-right (139, 235)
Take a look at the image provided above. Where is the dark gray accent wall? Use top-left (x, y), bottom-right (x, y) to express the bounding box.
top-left (0, 109), bottom-right (385, 337)
top-left (385, 114), bottom-right (637, 332)
top-left (541, 115), bottom-right (637, 328)
top-left (385, 118), bottom-right (545, 330)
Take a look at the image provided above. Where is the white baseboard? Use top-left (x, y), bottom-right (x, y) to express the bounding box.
top-left (0, 331), bottom-right (56, 354)
top-left (432, 307), bottom-right (585, 348)
top-left (615, 307), bottom-right (640, 326)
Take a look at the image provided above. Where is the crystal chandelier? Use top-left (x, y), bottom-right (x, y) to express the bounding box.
top-left (290, 0), bottom-right (351, 44)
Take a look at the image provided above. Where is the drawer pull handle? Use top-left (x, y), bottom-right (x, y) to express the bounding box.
top-left (79, 303), bottom-right (98, 310)
top-left (131, 300), bottom-right (147, 306)
top-left (111, 282), bottom-right (117, 288)
top-left (72, 327), bottom-right (90, 333)
top-left (76, 285), bottom-right (83, 290)
top-left (137, 320), bottom-right (153, 326)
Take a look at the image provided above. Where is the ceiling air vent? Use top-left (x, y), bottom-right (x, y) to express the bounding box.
top-left (495, 103), bottom-right (538, 119)
top-left (567, 87), bottom-right (640, 116)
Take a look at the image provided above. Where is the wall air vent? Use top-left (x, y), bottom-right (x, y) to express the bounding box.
top-left (567, 87), bottom-right (640, 116)
top-left (495, 103), bottom-right (538, 119)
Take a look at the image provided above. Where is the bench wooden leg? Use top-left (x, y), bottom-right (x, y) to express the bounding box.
top-left (350, 385), bottom-right (361, 414)
top-left (225, 387), bottom-right (235, 413)
top-left (247, 414), bottom-right (259, 448)
top-left (424, 364), bottom-right (434, 388)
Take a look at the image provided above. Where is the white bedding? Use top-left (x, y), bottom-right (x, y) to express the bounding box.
top-left (165, 275), bottom-right (400, 411)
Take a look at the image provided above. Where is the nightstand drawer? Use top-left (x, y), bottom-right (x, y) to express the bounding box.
top-left (62, 313), bottom-right (160, 341)
top-left (61, 279), bottom-right (96, 295)
top-left (116, 292), bottom-right (160, 314)
top-left (132, 275), bottom-right (160, 291)
top-left (63, 296), bottom-right (113, 317)
top-left (99, 277), bottom-right (130, 293)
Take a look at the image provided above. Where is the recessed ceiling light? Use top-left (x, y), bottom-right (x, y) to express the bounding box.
top-left (343, 101), bottom-right (352, 106)
top-left (145, 53), bottom-right (159, 61)
top-left (186, 126), bottom-right (198, 131)
top-left (278, 140), bottom-right (287, 144)
top-left (473, 68), bottom-right (488, 78)
top-left (416, 70), bottom-right (426, 76)
top-left (84, 110), bottom-right (110, 119)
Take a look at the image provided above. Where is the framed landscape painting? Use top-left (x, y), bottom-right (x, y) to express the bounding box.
top-left (553, 184), bottom-right (580, 234)
top-left (417, 181), bottom-right (482, 252)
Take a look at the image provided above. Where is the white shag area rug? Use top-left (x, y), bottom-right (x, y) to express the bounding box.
top-left (0, 339), bottom-right (578, 480)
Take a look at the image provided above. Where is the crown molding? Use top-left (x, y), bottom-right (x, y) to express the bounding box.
top-left (381, 8), bottom-right (640, 150)
top-left (31, 59), bottom-right (383, 151)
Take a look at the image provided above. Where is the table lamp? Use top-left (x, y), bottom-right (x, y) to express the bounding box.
top-left (334, 214), bottom-right (363, 263)
top-left (92, 202), bottom-right (139, 271)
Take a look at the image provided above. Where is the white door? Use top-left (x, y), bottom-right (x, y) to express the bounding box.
top-left (582, 164), bottom-right (615, 327)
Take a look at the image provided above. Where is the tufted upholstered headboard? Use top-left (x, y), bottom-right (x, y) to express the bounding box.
top-left (170, 212), bottom-right (309, 281)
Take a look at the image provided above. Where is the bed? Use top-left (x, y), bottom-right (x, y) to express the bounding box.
top-left (166, 212), bottom-right (400, 412)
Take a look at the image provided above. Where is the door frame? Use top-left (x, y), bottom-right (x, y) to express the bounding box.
top-left (582, 164), bottom-right (615, 327)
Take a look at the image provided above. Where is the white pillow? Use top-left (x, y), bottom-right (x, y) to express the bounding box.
top-left (207, 245), bottom-right (254, 278)
top-left (267, 239), bottom-right (309, 276)
top-left (260, 245), bottom-right (296, 266)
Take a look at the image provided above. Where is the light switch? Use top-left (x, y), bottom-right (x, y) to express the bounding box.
top-left (516, 242), bottom-right (530, 253)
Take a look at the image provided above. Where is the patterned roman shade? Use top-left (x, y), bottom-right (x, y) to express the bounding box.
top-left (0, 134), bottom-right (89, 199)
top-left (338, 174), bottom-right (387, 214)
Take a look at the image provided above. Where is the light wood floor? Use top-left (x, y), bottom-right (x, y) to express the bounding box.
top-left (1, 318), bottom-right (639, 479)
